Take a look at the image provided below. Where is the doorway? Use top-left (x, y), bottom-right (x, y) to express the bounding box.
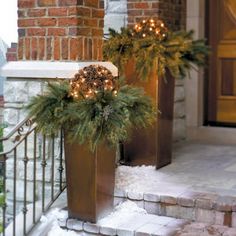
top-left (207, 0), bottom-right (236, 126)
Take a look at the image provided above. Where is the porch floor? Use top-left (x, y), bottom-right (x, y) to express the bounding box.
top-left (167, 141), bottom-right (236, 196)
top-left (116, 141), bottom-right (236, 197)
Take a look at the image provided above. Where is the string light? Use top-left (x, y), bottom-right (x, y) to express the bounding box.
top-left (132, 18), bottom-right (168, 40)
top-left (70, 65), bottom-right (118, 99)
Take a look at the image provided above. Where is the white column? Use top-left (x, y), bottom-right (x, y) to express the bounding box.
top-left (185, 0), bottom-right (205, 129)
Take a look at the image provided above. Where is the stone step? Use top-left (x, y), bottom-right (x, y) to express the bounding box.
top-left (114, 189), bottom-right (236, 227)
top-left (57, 210), bottom-right (236, 236)
top-left (59, 211), bottom-right (190, 236)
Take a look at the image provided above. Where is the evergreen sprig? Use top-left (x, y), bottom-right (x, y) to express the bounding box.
top-left (26, 81), bottom-right (155, 151)
top-left (103, 27), bottom-right (209, 80)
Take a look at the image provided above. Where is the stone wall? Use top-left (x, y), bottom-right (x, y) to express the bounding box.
top-left (104, 0), bottom-right (127, 33)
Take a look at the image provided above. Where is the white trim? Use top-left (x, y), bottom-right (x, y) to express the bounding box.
top-left (0, 61), bottom-right (118, 80)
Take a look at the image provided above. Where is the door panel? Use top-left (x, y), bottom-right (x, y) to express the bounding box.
top-left (208, 0), bottom-right (236, 124)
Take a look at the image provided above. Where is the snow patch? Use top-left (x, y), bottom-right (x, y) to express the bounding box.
top-left (48, 224), bottom-right (79, 236)
top-left (98, 200), bottom-right (147, 227)
top-left (115, 165), bottom-right (168, 193)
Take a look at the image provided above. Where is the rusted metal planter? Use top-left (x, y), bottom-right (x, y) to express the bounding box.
top-left (123, 60), bottom-right (175, 169)
top-left (64, 140), bottom-right (116, 223)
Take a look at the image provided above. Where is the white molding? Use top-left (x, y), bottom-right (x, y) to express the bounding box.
top-left (0, 61), bottom-right (118, 80)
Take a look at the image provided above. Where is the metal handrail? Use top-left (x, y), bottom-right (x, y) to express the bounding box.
top-left (0, 117), bottom-right (66, 236)
top-left (0, 117), bottom-right (33, 142)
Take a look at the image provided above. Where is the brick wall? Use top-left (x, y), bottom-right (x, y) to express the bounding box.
top-left (127, 0), bottom-right (186, 30)
top-left (17, 0), bottom-right (104, 61)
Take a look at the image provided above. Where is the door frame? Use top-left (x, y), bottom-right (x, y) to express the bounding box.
top-left (185, 0), bottom-right (236, 144)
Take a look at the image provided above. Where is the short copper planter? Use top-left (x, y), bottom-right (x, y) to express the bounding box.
top-left (123, 60), bottom-right (175, 169)
top-left (64, 140), bottom-right (116, 223)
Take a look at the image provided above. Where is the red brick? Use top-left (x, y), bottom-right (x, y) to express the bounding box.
top-left (48, 8), bottom-right (68, 16)
top-left (92, 9), bottom-right (104, 18)
top-left (84, 0), bottom-right (99, 8)
top-left (25, 38), bottom-right (31, 59)
top-left (127, 16), bottom-right (135, 24)
top-left (38, 0), bottom-right (56, 6)
top-left (127, 3), bottom-right (134, 9)
top-left (61, 38), bottom-right (68, 60)
top-left (127, 9), bottom-right (142, 16)
top-left (97, 38), bottom-right (103, 60)
top-left (46, 37), bottom-right (52, 60)
top-left (18, 10), bottom-right (26, 18)
top-left (92, 28), bottom-right (103, 37)
top-left (92, 38), bottom-right (97, 60)
top-left (84, 38), bottom-right (88, 60)
top-left (58, 0), bottom-right (78, 6)
top-left (6, 53), bottom-right (17, 62)
top-left (83, 18), bottom-right (98, 27)
top-left (99, 0), bottom-right (104, 9)
top-left (68, 6), bottom-right (92, 17)
top-left (27, 28), bottom-right (46, 36)
top-left (69, 27), bottom-right (91, 36)
top-left (48, 28), bottom-right (66, 36)
top-left (88, 38), bottom-right (92, 59)
top-left (68, 7), bottom-right (77, 15)
top-left (54, 37), bottom-right (61, 60)
top-left (69, 38), bottom-right (79, 60)
top-left (7, 48), bottom-right (17, 53)
top-left (99, 19), bottom-right (104, 28)
top-left (28, 9), bottom-right (46, 17)
top-left (143, 9), bottom-right (160, 16)
top-left (31, 37), bottom-right (38, 60)
top-left (38, 18), bottom-right (57, 26)
top-left (58, 17), bottom-right (81, 26)
top-left (18, 19), bottom-right (35, 27)
top-left (77, 7), bottom-right (91, 17)
top-left (18, 28), bottom-right (26, 37)
top-left (134, 2), bottom-right (149, 9)
top-left (38, 38), bottom-right (45, 59)
top-left (18, 0), bottom-right (35, 9)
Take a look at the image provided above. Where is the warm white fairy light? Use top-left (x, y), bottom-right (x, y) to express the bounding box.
top-left (133, 18), bottom-right (168, 40)
top-left (70, 65), bottom-right (118, 100)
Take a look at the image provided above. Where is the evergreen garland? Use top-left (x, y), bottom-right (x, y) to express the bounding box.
top-left (26, 80), bottom-right (155, 151)
top-left (103, 19), bottom-right (209, 81)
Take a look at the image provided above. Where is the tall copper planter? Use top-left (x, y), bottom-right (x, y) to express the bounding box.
top-left (123, 60), bottom-right (175, 169)
top-left (64, 140), bottom-right (116, 223)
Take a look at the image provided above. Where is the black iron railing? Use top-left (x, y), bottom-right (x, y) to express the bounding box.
top-left (0, 117), bottom-right (66, 236)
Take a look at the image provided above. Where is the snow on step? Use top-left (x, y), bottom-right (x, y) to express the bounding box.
top-left (49, 200), bottom-right (189, 236)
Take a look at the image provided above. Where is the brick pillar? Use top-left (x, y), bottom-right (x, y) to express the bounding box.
top-left (6, 43), bottom-right (18, 62)
top-left (127, 0), bottom-right (186, 30)
top-left (17, 0), bottom-right (104, 61)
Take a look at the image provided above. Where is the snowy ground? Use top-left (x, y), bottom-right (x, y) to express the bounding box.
top-left (45, 201), bottom-right (148, 235)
